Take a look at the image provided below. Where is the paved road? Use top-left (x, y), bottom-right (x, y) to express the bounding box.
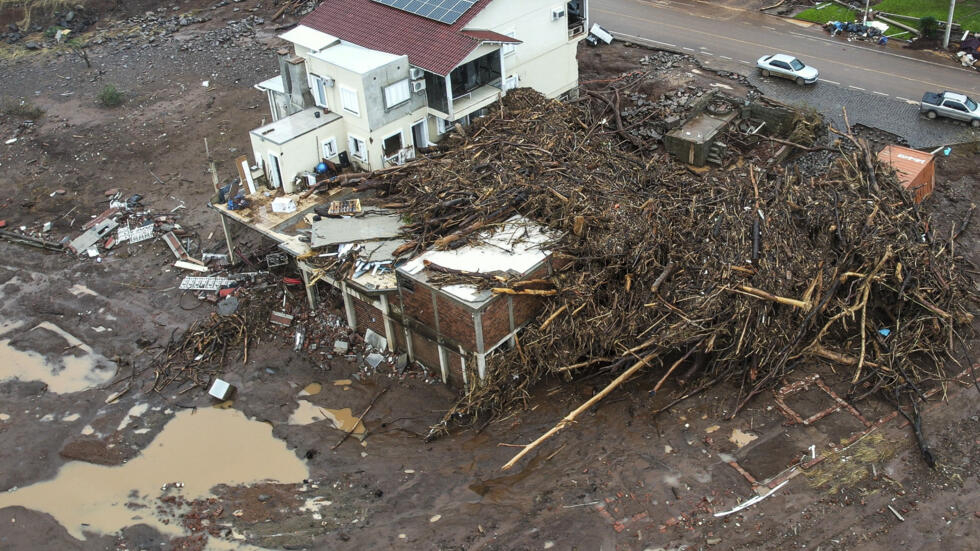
top-left (591, 0), bottom-right (980, 147)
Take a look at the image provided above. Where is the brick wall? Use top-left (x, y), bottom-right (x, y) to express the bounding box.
top-left (480, 260), bottom-right (554, 351)
top-left (446, 349), bottom-right (465, 389)
top-left (411, 331), bottom-right (440, 375)
top-left (389, 318), bottom-right (408, 353)
top-left (351, 295), bottom-right (385, 339)
top-left (397, 273), bottom-right (437, 328)
top-left (434, 294), bottom-right (476, 350)
top-left (480, 293), bottom-right (512, 351)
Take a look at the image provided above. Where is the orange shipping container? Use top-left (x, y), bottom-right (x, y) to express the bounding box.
top-left (876, 145), bottom-right (935, 204)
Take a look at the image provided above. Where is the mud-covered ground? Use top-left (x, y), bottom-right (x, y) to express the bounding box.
top-left (1, 2), bottom-right (978, 550)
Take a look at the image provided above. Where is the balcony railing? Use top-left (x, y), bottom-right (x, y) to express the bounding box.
top-left (383, 147), bottom-right (416, 167)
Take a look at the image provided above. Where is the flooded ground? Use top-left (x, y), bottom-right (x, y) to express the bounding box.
top-left (0, 320), bottom-right (115, 394)
top-left (0, 407), bottom-right (307, 545)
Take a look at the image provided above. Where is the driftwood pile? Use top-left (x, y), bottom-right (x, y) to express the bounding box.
top-left (364, 89), bottom-right (975, 458)
top-left (151, 305), bottom-right (266, 394)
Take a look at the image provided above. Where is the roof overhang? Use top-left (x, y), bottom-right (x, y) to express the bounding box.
top-left (279, 25), bottom-right (340, 52)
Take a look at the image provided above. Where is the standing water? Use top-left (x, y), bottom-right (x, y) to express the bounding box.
top-left (0, 407), bottom-right (308, 543)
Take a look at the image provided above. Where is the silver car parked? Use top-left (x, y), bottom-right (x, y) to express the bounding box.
top-left (757, 54), bottom-right (819, 85)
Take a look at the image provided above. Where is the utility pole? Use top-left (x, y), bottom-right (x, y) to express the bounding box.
top-left (206, 138), bottom-right (238, 265)
top-left (943, 0), bottom-right (955, 49)
top-left (863, 0), bottom-right (870, 25)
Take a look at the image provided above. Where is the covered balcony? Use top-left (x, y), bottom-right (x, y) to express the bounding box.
top-left (424, 50), bottom-right (503, 122)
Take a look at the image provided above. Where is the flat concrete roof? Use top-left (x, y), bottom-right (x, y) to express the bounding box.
top-left (667, 111), bottom-right (736, 145)
top-left (250, 108), bottom-right (342, 145)
top-left (280, 25), bottom-right (339, 52)
top-left (255, 76), bottom-right (285, 94)
top-left (399, 216), bottom-right (555, 307)
top-left (312, 42), bottom-right (402, 74)
top-left (310, 208), bottom-right (403, 249)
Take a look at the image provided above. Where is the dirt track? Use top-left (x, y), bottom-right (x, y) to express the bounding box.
top-left (0, 2), bottom-right (978, 550)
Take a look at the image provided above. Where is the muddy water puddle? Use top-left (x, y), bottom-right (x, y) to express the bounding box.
top-left (0, 321), bottom-right (115, 393)
top-left (288, 399), bottom-right (366, 438)
top-left (0, 407), bottom-right (308, 545)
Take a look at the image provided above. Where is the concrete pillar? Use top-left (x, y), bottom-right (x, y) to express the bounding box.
top-left (460, 352), bottom-right (468, 386)
top-left (380, 294), bottom-right (396, 352)
top-left (445, 75), bottom-right (454, 121)
top-left (438, 345), bottom-right (449, 384)
top-left (300, 266), bottom-right (316, 309)
top-left (477, 353), bottom-right (487, 380)
top-left (341, 282), bottom-right (356, 329)
top-left (404, 326), bottom-right (415, 362)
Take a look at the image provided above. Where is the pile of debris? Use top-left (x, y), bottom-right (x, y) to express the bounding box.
top-left (359, 89), bottom-right (974, 446)
top-left (0, 190), bottom-right (188, 261)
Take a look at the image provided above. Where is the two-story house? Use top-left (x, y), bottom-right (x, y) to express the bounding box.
top-left (248, 0), bottom-right (588, 189)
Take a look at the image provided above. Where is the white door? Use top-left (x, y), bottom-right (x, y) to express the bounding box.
top-left (267, 153), bottom-right (283, 189)
top-left (411, 120), bottom-right (429, 149)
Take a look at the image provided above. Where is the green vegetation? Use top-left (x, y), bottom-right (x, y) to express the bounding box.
top-left (873, 0), bottom-right (980, 33)
top-left (796, 0), bottom-right (980, 33)
top-left (919, 15), bottom-right (940, 38)
top-left (0, 0), bottom-right (78, 29)
top-left (98, 84), bottom-right (124, 108)
top-left (0, 97), bottom-right (45, 119)
top-left (795, 3), bottom-right (858, 24)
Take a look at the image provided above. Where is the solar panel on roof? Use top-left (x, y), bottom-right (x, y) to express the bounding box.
top-left (373, 0), bottom-right (477, 25)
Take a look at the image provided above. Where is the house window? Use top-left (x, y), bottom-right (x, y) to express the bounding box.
top-left (383, 79), bottom-right (411, 109)
top-left (309, 74), bottom-right (329, 108)
top-left (321, 137), bottom-right (338, 159)
top-left (382, 131), bottom-right (403, 157)
top-left (348, 135), bottom-right (368, 162)
top-left (340, 86), bottom-right (360, 115)
top-left (502, 31), bottom-right (517, 55)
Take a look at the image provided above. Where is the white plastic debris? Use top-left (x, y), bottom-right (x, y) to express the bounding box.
top-left (208, 378), bottom-right (234, 400)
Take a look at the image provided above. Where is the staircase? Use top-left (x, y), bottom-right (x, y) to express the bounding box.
top-left (706, 141), bottom-right (727, 166)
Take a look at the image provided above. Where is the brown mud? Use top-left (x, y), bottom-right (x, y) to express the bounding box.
top-left (0, 2), bottom-right (977, 550)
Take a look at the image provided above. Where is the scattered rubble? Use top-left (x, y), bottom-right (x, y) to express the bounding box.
top-left (345, 89), bottom-right (975, 457)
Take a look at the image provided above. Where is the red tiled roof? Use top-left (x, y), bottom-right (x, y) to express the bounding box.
top-left (301, 0), bottom-right (498, 76)
top-left (460, 29), bottom-right (521, 43)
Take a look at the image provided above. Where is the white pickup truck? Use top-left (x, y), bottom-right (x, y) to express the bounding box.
top-left (920, 91), bottom-right (980, 127)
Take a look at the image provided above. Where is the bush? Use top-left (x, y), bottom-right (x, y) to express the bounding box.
top-left (98, 84), bottom-right (123, 107)
top-left (919, 16), bottom-right (939, 39)
top-left (0, 97), bottom-right (44, 119)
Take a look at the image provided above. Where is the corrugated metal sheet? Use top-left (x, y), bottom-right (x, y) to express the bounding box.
top-left (877, 145), bottom-right (935, 203)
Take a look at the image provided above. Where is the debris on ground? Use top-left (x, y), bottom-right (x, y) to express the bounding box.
top-left (343, 89), bottom-right (975, 453)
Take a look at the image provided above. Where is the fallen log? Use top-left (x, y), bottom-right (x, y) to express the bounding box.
top-left (502, 343), bottom-right (700, 470)
top-left (734, 285), bottom-right (810, 310)
top-left (492, 287), bottom-right (558, 296)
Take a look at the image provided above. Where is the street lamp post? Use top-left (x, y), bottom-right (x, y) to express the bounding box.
top-left (943, 0), bottom-right (955, 49)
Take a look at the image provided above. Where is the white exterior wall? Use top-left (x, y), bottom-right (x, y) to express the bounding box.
top-left (466, 0), bottom-right (582, 98)
top-left (250, 121), bottom-right (347, 188)
top-left (256, 1), bottom-right (585, 173)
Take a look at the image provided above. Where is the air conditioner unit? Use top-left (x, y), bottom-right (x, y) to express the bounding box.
top-left (551, 7), bottom-right (566, 20)
top-left (409, 67), bottom-right (424, 80)
top-left (411, 80), bottom-right (426, 93)
top-left (322, 76), bottom-right (335, 88)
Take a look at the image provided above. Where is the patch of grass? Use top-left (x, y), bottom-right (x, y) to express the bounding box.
top-left (0, 0), bottom-right (79, 29)
top-left (1, 97), bottom-right (45, 119)
top-left (97, 84), bottom-right (124, 108)
top-left (796, 4), bottom-right (858, 25)
top-left (803, 432), bottom-right (899, 494)
top-left (873, 0), bottom-right (980, 33)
